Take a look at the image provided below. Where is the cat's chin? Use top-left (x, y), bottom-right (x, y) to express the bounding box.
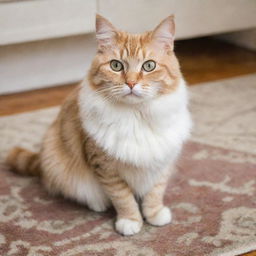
top-left (119, 94), bottom-right (147, 105)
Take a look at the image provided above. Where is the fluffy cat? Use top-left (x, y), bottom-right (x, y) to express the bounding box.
top-left (6, 14), bottom-right (192, 236)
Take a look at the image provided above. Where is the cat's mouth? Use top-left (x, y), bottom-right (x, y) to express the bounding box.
top-left (124, 92), bottom-right (140, 98)
top-left (123, 90), bottom-right (142, 98)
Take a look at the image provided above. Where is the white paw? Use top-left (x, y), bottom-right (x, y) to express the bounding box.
top-left (115, 218), bottom-right (142, 236)
top-left (147, 206), bottom-right (172, 226)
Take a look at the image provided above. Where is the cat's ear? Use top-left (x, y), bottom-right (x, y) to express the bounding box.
top-left (151, 15), bottom-right (175, 51)
top-left (96, 14), bottom-right (117, 50)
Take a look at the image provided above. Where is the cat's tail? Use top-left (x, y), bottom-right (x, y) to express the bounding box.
top-left (6, 147), bottom-right (41, 176)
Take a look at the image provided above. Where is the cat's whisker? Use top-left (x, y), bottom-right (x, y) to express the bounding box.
top-left (95, 86), bottom-right (122, 95)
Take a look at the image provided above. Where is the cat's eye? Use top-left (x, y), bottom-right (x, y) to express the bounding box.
top-left (142, 60), bottom-right (156, 72)
top-left (110, 60), bottom-right (124, 72)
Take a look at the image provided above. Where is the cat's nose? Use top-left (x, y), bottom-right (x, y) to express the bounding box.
top-left (126, 81), bottom-right (136, 89)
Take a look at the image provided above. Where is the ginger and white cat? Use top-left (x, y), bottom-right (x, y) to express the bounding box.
top-left (7, 15), bottom-right (192, 236)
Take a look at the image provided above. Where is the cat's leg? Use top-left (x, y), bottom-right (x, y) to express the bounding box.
top-left (96, 170), bottom-right (142, 236)
top-left (142, 173), bottom-right (172, 226)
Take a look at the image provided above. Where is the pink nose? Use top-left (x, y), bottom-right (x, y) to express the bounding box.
top-left (126, 81), bottom-right (136, 89)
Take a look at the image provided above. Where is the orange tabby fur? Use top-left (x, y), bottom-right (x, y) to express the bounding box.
top-left (6, 15), bottom-right (190, 236)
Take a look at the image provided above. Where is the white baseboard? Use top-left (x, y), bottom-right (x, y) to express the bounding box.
top-left (0, 34), bottom-right (96, 94)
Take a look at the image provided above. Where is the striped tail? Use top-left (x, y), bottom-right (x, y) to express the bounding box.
top-left (6, 147), bottom-right (41, 176)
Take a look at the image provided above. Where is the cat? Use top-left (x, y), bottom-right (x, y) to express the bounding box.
top-left (6, 14), bottom-right (192, 236)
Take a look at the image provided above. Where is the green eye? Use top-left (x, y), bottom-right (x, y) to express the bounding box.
top-left (142, 60), bottom-right (156, 72)
top-left (110, 60), bottom-right (123, 72)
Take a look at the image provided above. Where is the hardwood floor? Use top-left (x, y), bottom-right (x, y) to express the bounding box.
top-left (175, 37), bottom-right (256, 84)
top-left (0, 83), bottom-right (77, 116)
top-left (1, 37), bottom-right (256, 116)
top-left (0, 37), bottom-right (256, 255)
top-left (242, 252), bottom-right (256, 256)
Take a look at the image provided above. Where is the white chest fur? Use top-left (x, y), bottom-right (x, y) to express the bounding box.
top-left (79, 79), bottom-right (192, 174)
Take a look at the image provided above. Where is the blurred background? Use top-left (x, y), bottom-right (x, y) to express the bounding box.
top-left (0, 0), bottom-right (255, 99)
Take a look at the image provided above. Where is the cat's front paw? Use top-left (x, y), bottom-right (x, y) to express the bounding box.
top-left (146, 206), bottom-right (172, 226)
top-left (115, 218), bottom-right (142, 236)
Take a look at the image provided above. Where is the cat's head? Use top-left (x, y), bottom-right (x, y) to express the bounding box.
top-left (88, 14), bottom-right (181, 105)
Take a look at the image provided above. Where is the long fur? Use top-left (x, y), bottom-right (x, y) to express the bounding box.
top-left (6, 15), bottom-right (192, 236)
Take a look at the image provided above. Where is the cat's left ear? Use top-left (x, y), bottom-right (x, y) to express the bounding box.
top-left (151, 15), bottom-right (175, 51)
top-left (96, 14), bottom-right (117, 50)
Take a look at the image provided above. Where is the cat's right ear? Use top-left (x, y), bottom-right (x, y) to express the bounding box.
top-left (151, 15), bottom-right (175, 51)
top-left (96, 14), bottom-right (117, 50)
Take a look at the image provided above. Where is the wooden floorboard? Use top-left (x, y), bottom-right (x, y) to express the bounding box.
top-left (241, 252), bottom-right (256, 256)
top-left (1, 37), bottom-right (256, 116)
top-left (0, 83), bottom-right (77, 116)
top-left (0, 37), bottom-right (256, 255)
top-left (175, 37), bottom-right (256, 85)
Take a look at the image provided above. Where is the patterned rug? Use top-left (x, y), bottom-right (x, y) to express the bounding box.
top-left (0, 74), bottom-right (256, 256)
